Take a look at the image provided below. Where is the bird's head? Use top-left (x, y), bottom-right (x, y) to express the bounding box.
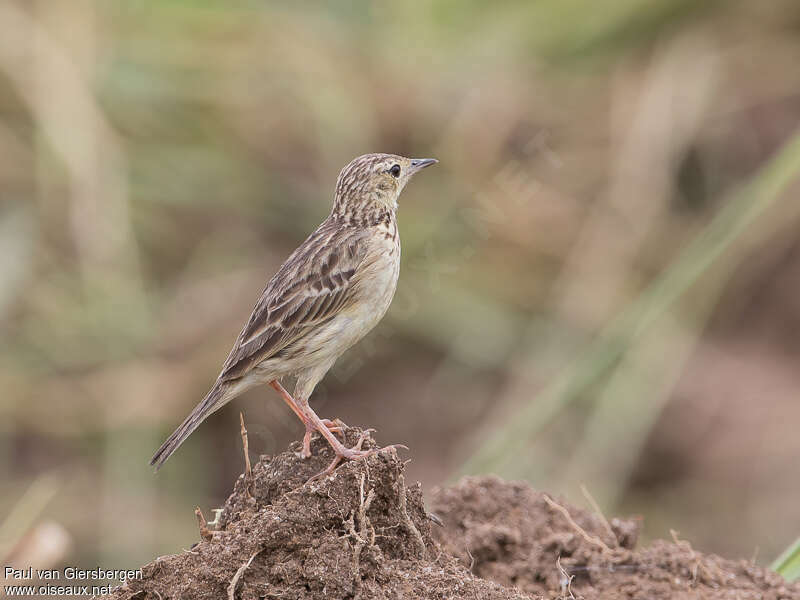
top-left (331, 153), bottom-right (437, 223)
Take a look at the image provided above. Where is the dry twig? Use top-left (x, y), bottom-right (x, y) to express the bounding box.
top-left (194, 507), bottom-right (214, 542)
top-left (240, 412), bottom-right (251, 478)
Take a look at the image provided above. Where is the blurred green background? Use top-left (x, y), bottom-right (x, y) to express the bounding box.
top-left (2, 0), bottom-right (800, 584)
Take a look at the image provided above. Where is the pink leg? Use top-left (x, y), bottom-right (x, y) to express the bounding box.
top-left (296, 397), bottom-right (407, 479)
top-left (269, 380), bottom-right (345, 458)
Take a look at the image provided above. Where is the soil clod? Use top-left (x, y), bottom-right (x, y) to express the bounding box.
top-left (104, 430), bottom-right (800, 599)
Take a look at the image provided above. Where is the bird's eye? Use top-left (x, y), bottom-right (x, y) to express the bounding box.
top-left (389, 164), bottom-right (401, 178)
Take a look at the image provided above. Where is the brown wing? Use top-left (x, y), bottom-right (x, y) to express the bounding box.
top-left (218, 219), bottom-right (368, 381)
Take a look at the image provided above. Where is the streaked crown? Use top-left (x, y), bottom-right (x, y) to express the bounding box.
top-left (331, 153), bottom-right (437, 223)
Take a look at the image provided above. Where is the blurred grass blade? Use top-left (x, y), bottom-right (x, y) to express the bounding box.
top-left (0, 474), bottom-right (60, 560)
top-left (772, 537), bottom-right (800, 582)
top-left (459, 128), bottom-right (800, 476)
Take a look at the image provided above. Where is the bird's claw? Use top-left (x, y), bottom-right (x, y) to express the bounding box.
top-left (308, 430), bottom-right (405, 482)
top-left (297, 417), bottom-right (350, 459)
top-left (322, 418), bottom-right (348, 438)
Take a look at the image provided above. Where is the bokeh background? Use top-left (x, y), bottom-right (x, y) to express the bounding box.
top-left (2, 0), bottom-right (800, 586)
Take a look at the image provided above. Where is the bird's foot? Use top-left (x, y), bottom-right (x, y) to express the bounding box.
top-left (323, 417), bottom-right (348, 436)
top-left (309, 429), bottom-right (408, 481)
top-left (297, 418), bottom-right (349, 459)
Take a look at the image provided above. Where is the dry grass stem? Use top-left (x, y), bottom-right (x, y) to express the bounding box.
top-left (543, 494), bottom-right (612, 554)
top-left (579, 483), bottom-right (617, 546)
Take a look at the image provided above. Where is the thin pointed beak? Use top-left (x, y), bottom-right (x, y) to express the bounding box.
top-left (409, 158), bottom-right (438, 174)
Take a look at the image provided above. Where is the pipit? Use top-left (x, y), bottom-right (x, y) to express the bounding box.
top-left (151, 153), bottom-right (437, 474)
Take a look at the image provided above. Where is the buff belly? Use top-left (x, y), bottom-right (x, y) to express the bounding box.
top-left (254, 239), bottom-right (400, 383)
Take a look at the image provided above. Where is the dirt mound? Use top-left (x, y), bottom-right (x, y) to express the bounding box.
top-left (104, 430), bottom-right (799, 599)
top-left (431, 477), bottom-right (798, 599)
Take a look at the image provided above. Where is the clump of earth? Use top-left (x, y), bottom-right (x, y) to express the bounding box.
top-left (104, 429), bottom-right (799, 599)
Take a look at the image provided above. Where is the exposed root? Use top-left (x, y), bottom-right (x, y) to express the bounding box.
top-left (397, 473), bottom-right (426, 558)
top-left (227, 549), bottom-right (261, 600)
top-left (543, 494), bottom-right (611, 554)
top-left (345, 473), bottom-right (376, 599)
top-left (556, 556), bottom-right (580, 600)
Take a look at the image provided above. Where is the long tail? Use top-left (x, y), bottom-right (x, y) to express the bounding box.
top-left (150, 383), bottom-right (227, 470)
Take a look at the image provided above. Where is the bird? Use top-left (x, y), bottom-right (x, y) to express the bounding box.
top-left (150, 153), bottom-right (437, 474)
